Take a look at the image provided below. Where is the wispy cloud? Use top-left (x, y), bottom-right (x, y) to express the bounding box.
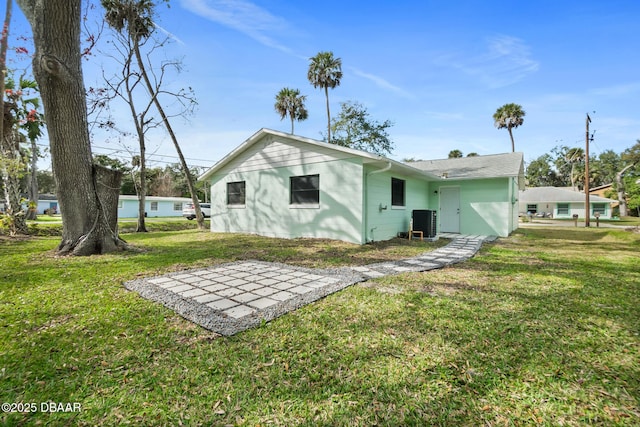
top-left (590, 81), bottom-right (640, 97)
top-left (436, 35), bottom-right (539, 88)
top-left (348, 66), bottom-right (415, 99)
top-left (181, 0), bottom-right (413, 98)
top-left (180, 0), bottom-right (293, 54)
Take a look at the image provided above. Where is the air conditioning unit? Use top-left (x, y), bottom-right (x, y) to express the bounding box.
top-left (412, 209), bottom-right (437, 238)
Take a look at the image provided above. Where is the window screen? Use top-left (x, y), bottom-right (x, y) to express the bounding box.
top-left (227, 181), bottom-right (246, 205)
top-left (391, 178), bottom-right (405, 207)
top-left (290, 174), bottom-right (319, 204)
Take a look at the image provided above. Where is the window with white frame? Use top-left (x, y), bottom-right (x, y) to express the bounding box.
top-left (526, 204), bottom-right (537, 214)
top-left (290, 174), bottom-right (319, 205)
top-left (150, 201), bottom-right (158, 211)
top-left (557, 203), bottom-right (569, 215)
top-left (592, 203), bottom-right (606, 216)
top-left (227, 181), bottom-right (246, 205)
top-left (173, 202), bottom-right (182, 211)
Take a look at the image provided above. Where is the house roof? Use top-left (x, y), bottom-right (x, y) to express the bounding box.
top-left (198, 128), bottom-right (442, 182)
top-left (589, 183), bottom-right (613, 192)
top-left (199, 128), bottom-right (526, 185)
top-left (519, 186), bottom-right (616, 203)
top-left (409, 152), bottom-right (525, 180)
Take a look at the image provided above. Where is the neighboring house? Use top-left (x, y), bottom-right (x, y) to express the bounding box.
top-left (589, 183), bottom-right (619, 208)
top-left (31, 195), bottom-right (191, 217)
top-left (198, 128), bottom-right (525, 244)
top-left (518, 186), bottom-right (616, 219)
top-left (117, 195), bottom-right (192, 218)
top-left (36, 194), bottom-right (59, 214)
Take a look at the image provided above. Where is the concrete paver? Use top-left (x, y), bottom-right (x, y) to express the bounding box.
top-left (124, 235), bottom-right (493, 336)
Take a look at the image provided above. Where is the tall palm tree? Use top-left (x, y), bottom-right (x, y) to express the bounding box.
top-left (307, 51), bottom-right (342, 143)
top-left (274, 87), bottom-right (308, 134)
top-left (493, 103), bottom-right (525, 152)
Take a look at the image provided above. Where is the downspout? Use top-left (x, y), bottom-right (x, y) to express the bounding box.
top-left (364, 161), bottom-right (392, 243)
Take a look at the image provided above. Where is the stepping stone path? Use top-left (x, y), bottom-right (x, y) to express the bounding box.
top-left (124, 235), bottom-right (494, 336)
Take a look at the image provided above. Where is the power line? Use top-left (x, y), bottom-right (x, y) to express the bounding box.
top-left (35, 142), bottom-right (217, 169)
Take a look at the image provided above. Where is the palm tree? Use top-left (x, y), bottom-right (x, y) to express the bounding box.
top-left (307, 51), bottom-right (342, 143)
top-left (274, 88), bottom-right (308, 134)
top-left (564, 147), bottom-right (585, 190)
top-left (493, 103), bottom-right (525, 152)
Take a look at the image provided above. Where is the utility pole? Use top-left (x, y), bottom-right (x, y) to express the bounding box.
top-left (585, 113), bottom-right (591, 227)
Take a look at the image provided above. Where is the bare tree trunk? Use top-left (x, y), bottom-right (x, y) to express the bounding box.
top-left (615, 164), bottom-right (634, 217)
top-left (0, 0), bottom-right (25, 234)
top-left (17, 0), bottom-right (126, 255)
top-left (325, 86), bottom-right (331, 143)
top-left (133, 44), bottom-right (205, 230)
top-left (137, 154), bottom-right (147, 232)
top-left (0, 0), bottom-right (10, 154)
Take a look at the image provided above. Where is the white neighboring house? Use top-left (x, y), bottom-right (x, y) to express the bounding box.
top-left (519, 187), bottom-right (617, 219)
top-left (30, 194), bottom-right (192, 217)
top-left (118, 195), bottom-right (193, 217)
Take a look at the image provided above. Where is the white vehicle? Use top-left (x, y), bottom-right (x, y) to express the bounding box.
top-left (182, 203), bottom-right (211, 220)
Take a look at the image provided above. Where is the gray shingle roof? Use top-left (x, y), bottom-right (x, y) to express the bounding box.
top-left (410, 152), bottom-right (524, 180)
top-left (519, 186), bottom-right (616, 203)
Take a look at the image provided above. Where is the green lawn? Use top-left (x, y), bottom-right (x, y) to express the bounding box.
top-left (1, 228), bottom-right (638, 426)
top-left (24, 217), bottom-right (207, 236)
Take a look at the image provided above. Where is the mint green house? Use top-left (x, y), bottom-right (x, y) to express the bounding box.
top-left (199, 129), bottom-right (524, 244)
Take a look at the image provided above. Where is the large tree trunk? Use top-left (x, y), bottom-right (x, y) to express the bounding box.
top-left (17, 0), bottom-right (126, 255)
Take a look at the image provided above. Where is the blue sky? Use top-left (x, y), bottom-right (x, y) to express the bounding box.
top-left (12, 0), bottom-right (640, 171)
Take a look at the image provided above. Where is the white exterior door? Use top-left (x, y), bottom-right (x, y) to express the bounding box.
top-left (440, 187), bottom-right (460, 233)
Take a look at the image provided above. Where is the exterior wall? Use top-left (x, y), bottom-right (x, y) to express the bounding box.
top-left (509, 177), bottom-right (520, 234)
top-left (117, 196), bottom-right (189, 218)
top-left (429, 178), bottom-right (513, 237)
top-left (364, 167), bottom-right (430, 242)
top-left (209, 137), bottom-right (365, 244)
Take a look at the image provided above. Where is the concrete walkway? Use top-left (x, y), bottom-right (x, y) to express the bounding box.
top-left (124, 234), bottom-right (494, 336)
